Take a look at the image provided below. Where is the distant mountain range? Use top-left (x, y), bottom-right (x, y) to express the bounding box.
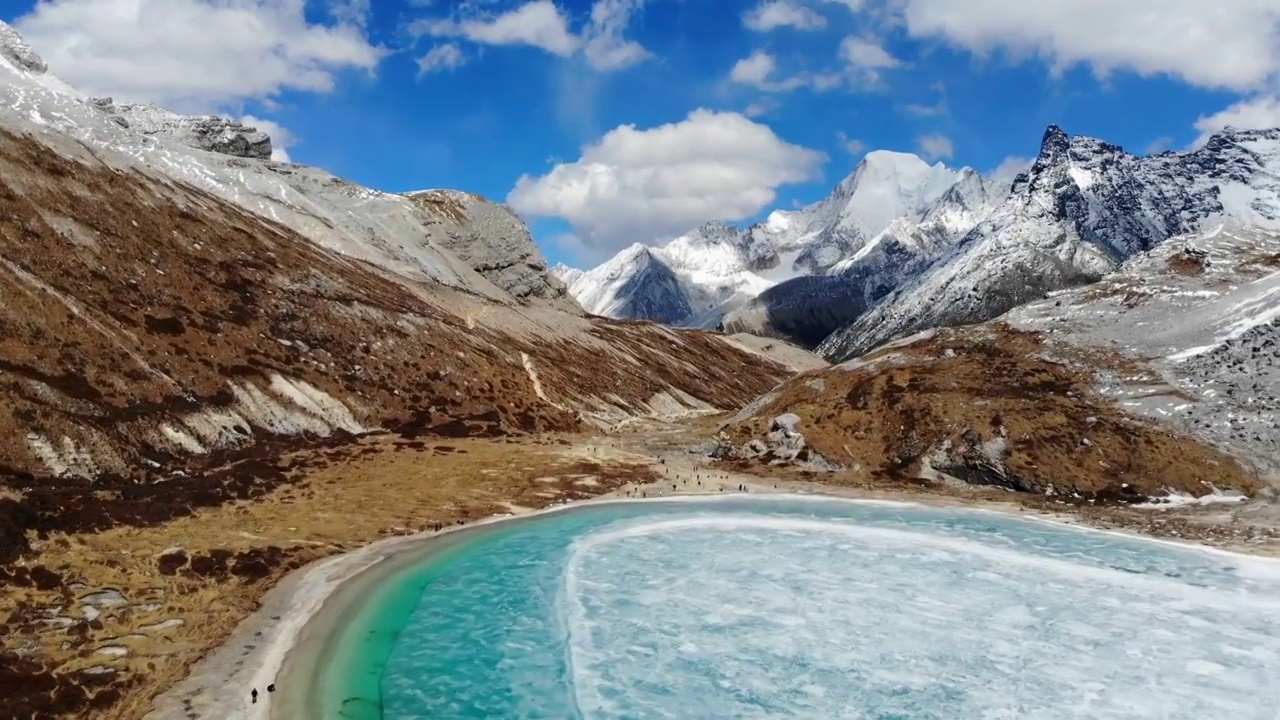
top-left (555, 123), bottom-right (1280, 361)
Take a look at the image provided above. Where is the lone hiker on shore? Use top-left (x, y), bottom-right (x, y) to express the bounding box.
top-left (251, 688), bottom-right (258, 704)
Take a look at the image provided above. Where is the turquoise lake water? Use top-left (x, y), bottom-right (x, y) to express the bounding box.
top-left (312, 497), bottom-right (1280, 719)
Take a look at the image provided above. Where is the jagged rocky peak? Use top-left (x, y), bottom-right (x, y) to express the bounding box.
top-left (823, 150), bottom-right (961, 237)
top-left (88, 98), bottom-right (275, 160)
top-left (1014, 124), bottom-right (1121, 195)
top-left (1190, 126), bottom-right (1280, 190)
top-left (568, 242), bottom-right (692, 323)
top-left (926, 168), bottom-right (992, 216)
top-left (1038, 123), bottom-right (1070, 159)
top-left (688, 220), bottom-right (779, 271)
top-left (816, 121), bottom-right (1280, 361)
top-left (687, 220), bottom-right (740, 244)
top-left (0, 20), bottom-right (47, 74)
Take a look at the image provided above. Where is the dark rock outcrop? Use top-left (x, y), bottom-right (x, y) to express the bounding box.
top-left (87, 98), bottom-right (274, 160)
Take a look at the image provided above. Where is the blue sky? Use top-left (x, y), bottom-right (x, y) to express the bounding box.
top-left (8, 0), bottom-right (1280, 266)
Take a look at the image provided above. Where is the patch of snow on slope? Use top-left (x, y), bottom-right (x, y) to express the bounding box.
top-left (1168, 271), bottom-right (1280, 361)
top-left (1005, 225), bottom-right (1280, 478)
top-left (1068, 165), bottom-right (1096, 190)
top-left (1134, 488), bottom-right (1249, 509)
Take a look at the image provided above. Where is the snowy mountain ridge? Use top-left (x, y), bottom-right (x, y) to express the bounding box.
top-left (0, 20), bottom-right (573, 310)
top-left (554, 243), bottom-right (692, 322)
top-left (565, 116), bottom-right (1280, 364)
top-left (560, 151), bottom-right (990, 327)
top-left (719, 167), bottom-right (1001, 347)
top-left (818, 124), bottom-right (1280, 360)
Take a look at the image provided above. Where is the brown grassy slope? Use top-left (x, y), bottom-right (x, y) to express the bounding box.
top-left (0, 436), bottom-right (656, 720)
top-left (0, 125), bottom-right (788, 558)
top-left (0, 123), bottom-right (791, 720)
top-left (721, 324), bottom-right (1259, 501)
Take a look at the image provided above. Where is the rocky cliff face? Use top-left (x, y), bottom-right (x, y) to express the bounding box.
top-left (88, 98), bottom-right (274, 160)
top-left (405, 189), bottom-right (575, 308)
top-left (0, 20), bottom-right (45, 73)
top-left (817, 125), bottom-right (1280, 360)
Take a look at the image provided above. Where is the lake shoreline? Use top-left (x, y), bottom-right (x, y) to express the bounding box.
top-left (144, 476), bottom-right (1280, 720)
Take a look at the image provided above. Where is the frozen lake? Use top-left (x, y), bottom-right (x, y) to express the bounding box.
top-left (315, 496), bottom-right (1280, 719)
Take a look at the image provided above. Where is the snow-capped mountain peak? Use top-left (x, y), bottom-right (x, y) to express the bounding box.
top-left (756, 150), bottom-right (963, 255)
top-left (560, 243), bottom-right (691, 323)
top-left (562, 148), bottom-right (996, 328)
top-left (817, 123), bottom-right (1280, 361)
top-left (550, 263), bottom-right (584, 287)
top-left (823, 150), bottom-right (960, 239)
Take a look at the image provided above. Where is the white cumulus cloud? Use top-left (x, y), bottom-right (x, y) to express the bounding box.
top-left (743, 98), bottom-right (779, 117)
top-left (837, 131), bottom-right (865, 154)
top-left (13, 0), bottom-right (385, 110)
top-left (839, 35), bottom-right (903, 86)
top-left (582, 0), bottom-right (652, 70)
top-left (414, 0), bottom-right (650, 72)
top-left (743, 1), bottom-right (827, 32)
top-left (1192, 95), bottom-right (1280, 147)
top-left (916, 132), bottom-right (953, 161)
top-left (507, 109), bottom-right (826, 256)
top-left (840, 35), bottom-right (901, 69)
top-left (417, 43), bottom-right (466, 76)
top-left (895, 0), bottom-right (1280, 92)
top-left (421, 0), bottom-right (580, 56)
top-left (730, 50), bottom-right (843, 92)
top-left (730, 51), bottom-right (779, 87)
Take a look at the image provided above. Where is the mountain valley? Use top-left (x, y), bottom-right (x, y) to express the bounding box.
top-left (0, 17), bottom-right (1277, 720)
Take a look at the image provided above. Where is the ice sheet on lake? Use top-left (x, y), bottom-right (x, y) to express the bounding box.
top-left (563, 514), bottom-right (1280, 720)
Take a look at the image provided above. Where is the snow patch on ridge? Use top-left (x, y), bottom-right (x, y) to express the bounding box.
top-left (24, 373), bottom-right (366, 477)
